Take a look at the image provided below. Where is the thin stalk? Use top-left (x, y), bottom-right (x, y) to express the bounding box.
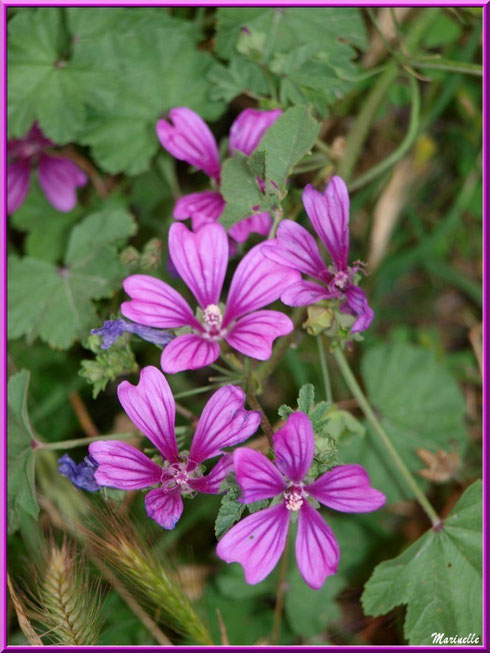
top-left (349, 74), bottom-right (420, 192)
top-left (268, 205), bottom-right (283, 239)
top-left (247, 393), bottom-right (274, 448)
top-left (332, 348), bottom-right (441, 528)
top-left (316, 335), bottom-right (333, 403)
top-left (271, 531), bottom-right (290, 644)
top-left (35, 429), bottom-right (187, 451)
top-left (173, 383), bottom-right (223, 399)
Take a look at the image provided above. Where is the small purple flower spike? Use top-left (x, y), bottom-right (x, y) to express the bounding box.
top-left (7, 123), bottom-right (87, 214)
top-left (157, 107), bottom-right (282, 245)
top-left (58, 454), bottom-right (100, 492)
top-left (89, 367), bottom-right (261, 530)
top-left (120, 222), bottom-right (300, 374)
top-left (263, 176), bottom-right (374, 334)
top-left (216, 412), bottom-right (385, 589)
top-left (91, 319), bottom-right (174, 350)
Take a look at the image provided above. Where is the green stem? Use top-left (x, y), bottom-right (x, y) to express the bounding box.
top-left (35, 433), bottom-right (138, 451)
top-left (406, 56), bottom-right (482, 76)
top-left (173, 383), bottom-right (223, 399)
top-left (268, 205), bottom-right (283, 239)
top-left (332, 348), bottom-right (442, 528)
top-left (349, 74), bottom-right (420, 192)
top-left (316, 336), bottom-right (332, 403)
top-left (338, 8), bottom-right (440, 183)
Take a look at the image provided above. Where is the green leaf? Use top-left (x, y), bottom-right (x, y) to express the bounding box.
top-left (339, 343), bottom-right (467, 502)
top-left (285, 566), bottom-right (346, 638)
top-left (219, 156), bottom-right (268, 228)
top-left (8, 8), bottom-right (116, 142)
top-left (208, 55), bottom-right (269, 103)
top-left (8, 206), bottom-right (136, 349)
top-left (215, 485), bottom-right (245, 539)
top-left (214, 8), bottom-right (367, 114)
top-left (10, 184), bottom-right (81, 263)
top-left (256, 106), bottom-right (320, 193)
top-left (215, 8), bottom-right (367, 60)
top-left (297, 383), bottom-right (315, 414)
top-left (8, 370), bottom-right (39, 534)
top-left (362, 480), bottom-right (482, 644)
top-left (80, 334), bottom-right (138, 399)
top-left (76, 11), bottom-right (224, 175)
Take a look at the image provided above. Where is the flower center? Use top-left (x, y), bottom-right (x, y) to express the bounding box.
top-left (333, 270), bottom-right (350, 290)
top-left (203, 304), bottom-right (223, 328)
top-left (284, 487), bottom-right (304, 512)
top-left (161, 459), bottom-right (201, 494)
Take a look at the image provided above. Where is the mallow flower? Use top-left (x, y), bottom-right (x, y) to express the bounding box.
top-left (7, 123), bottom-right (87, 214)
top-left (263, 176), bottom-right (374, 333)
top-left (156, 107), bottom-right (281, 244)
top-left (120, 222), bottom-right (300, 374)
top-left (89, 366), bottom-right (260, 529)
top-left (216, 412), bottom-right (385, 589)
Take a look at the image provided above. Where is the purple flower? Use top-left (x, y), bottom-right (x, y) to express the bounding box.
top-left (263, 177), bottom-right (374, 334)
top-left (58, 454), bottom-right (100, 492)
top-left (89, 367), bottom-right (260, 529)
top-left (7, 123), bottom-right (87, 214)
top-left (216, 412), bottom-right (385, 589)
top-left (156, 107), bottom-right (282, 244)
top-left (91, 318), bottom-right (174, 350)
top-left (120, 222), bottom-right (300, 374)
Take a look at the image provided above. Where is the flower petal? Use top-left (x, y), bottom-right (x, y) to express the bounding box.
top-left (187, 453), bottom-right (233, 494)
top-left (156, 107), bottom-right (221, 181)
top-left (228, 212), bottom-right (272, 243)
top-left (262, 220), bottom-right (328, 280)
top-left (341, 285), bottom-right (374, 334)
top-left (281, 280), bottom-right (332, 306)
top-left (233, 448), bottom-right (285, 503)
top-left (145, 488), bottom-right (184, 530)
top-left (117, 366), bottom-right (179, 462)
top-left (225, 310), bottom-right (293, 360)
top-left (89, 441), bottom-right (162, 490)
top-left (308, 464), bottom-right (386, 512)
top-left (173, 191), bottom-right (225, 231)
top-left (229, 108), bottom-right (282, 157)
top-left (160, 333), bottom-right (220, 374)
top-left (7, 160), bottom-right (31, 214)
top-left (224, 243), bottom-right (300, 322)
top-left (189, 385), bottom-right (260, 463)
top-left (169, 222), bottom-right (228, 308)
top-left (121, 274), bottom-right (200, 329)
top-left (296, 501), bottom-right (340, 589)
top-left (216, 504), bottom-right (290, 585)
top-left (303, 177), bottom-right (349, 271)
top-left (273, 412), bottom-right (314, 483)
top-left (38, 154), bottom-right (87, 212)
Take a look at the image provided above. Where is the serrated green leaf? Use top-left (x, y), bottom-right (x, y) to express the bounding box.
top-left (8, 370), bottom-right (39, 534)
top-left (208, 55), bottom-right (269, 103)
top-left (77, 12), bottom-right (224, 175)
top-left (215, 485), bottom-right (245, 539)
top-left (8, 207), bottom-right (136, 349)
top-left (256, 106), bottom-right (320, 193)
top-left (219, 156), bottom-right (268, 228)
top-left (362, 480), bottom-right (482, 645)
top-left (339, 343), bottom-right (468, 503)
top-left (297, 383), bottom-right (315, 414)
top-left (8, 8), bottom-right (116, 142)
top-left (10, 184), bottom-right (81, 263)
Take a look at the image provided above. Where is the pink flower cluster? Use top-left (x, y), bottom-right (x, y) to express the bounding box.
top-left (69, 106), bottom-right (382, 590)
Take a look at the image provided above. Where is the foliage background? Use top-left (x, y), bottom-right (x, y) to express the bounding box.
top-left (7, 6), bottom-right (482, 647)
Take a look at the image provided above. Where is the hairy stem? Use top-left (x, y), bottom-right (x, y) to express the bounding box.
top-left (332, 348), bottom-right (441, 528)
top-left (317, 335), bottom-right (333, 403)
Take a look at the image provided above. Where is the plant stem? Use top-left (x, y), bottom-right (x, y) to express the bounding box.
top-left (349, 74), bottom-right (420, 192)
top-left (173, 383), bottom-right (223, 399)
top-left (317, 335), bottom-right (333, 403)
top-left (35, 428), bottom-right (187, 451)
top-left (332, 348), bottom-right (442, 528)
top-left (268, 205), bottom-right (283, 239)
top-left (246, 393), bottom-right (274, 448)
top-left (271, 531), bottom-right (290, 644)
